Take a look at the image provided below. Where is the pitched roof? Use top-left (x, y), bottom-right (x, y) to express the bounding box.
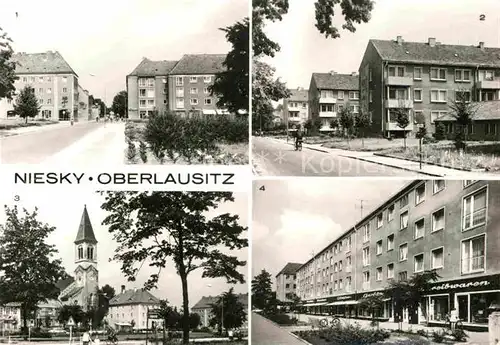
top-left (312, 73), bottom-right (359, 90)
top-left (128, 58), bottom-right (178, 77)
top-left (55, 276), bottom-right (75, 292)
top-left (169, 54), bottom-right (226, 75)
top-left (436, 101), bottom-right (500, 121)
top-left (191, 293), bottom-right (248, 310)
top-left (109, 288), bottom-right (160, 306)
top-left (59, 284), bottom-right (83, 300)
top-left (12, 51), bottom-right (77, 75)
top-left (74, 205), bottom-right (97, 244)
top-left (276, 263), bottom-right (303, 277)
top-left (370, 39), bottom-right (500, 68)
top-left (287, 89), bottom-right (308, 102)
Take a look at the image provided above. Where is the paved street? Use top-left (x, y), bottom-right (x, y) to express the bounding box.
top-left (0, 122), bottom-right (125, 165)
top-left (253, 136), bottom-right (427, 177)
top-left (251, 313), bottom-right (304, 345)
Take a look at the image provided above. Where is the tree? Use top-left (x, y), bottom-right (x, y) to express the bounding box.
top-left (329, 118), bottom-right (339, 133)
top-left (188, 313), bottom-right (201, 330)
top-left (111, 91), bottom-right (127, 118)
top-left (210, 18), bottom-right (248, 115)
top-left (354, 110), bottom-right (371, 147)
top-left (0, 206), bottom-right (66, 336)
top-left (13, 86), bottom-right (41, 123)
top-left (0, 28), bottom-right (17, 100)
top-left (312, 117), bottom-right (322, 134)
top-left (251, 270), bottom-right (273, 311)
top-left (357, 294), bottom-right (385, 328)
top-left (339, 106), bottom-right (354, 146)
top-left (433, 122), bottom-right (446, 141)
top-left (88, 284), bottom-right (116, 328)
top-left (386, 270), bottom-right (440, 327)
top-left (416, 126), bottom-right (427, 140)
top-left (157, 299), bottom-right (182, 342)
top-left (100, 192), bottom-right (248, 345)
top-left (57, 305), bottom-right (85, 326)
top-left (209, 288), bottom-right (246, 334)
top-left (394, 107), bottom-right (410, 149)
top-left (449, 91), bottom-right (480, 151)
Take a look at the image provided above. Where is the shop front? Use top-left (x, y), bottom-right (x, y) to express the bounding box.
top-left (325, 294), bottom-right (358, 317)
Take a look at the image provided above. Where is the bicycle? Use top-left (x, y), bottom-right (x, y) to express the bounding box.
top-left (104, 328), bottom-right (118, 345)
top-left (295, 139), bottom-right (303, 151)
top-left (319, 316), bottom-right (341, 328)
top-left (445, 316), bottom-right (464, 331)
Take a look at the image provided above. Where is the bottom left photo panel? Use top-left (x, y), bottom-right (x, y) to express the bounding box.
top-left (0, 188), bottom-right (249, 345)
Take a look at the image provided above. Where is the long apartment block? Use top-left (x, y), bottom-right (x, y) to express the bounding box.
top-left (126, 54), bottom-right (228, 119)
top-left (295, 180), bottom-right (500, 330)
top-left (283, 88), bottom-right (309, 126)
top-left (359, 37), bottom-right (500, 138)
top-left (276, 263), bottom-right (302, 302)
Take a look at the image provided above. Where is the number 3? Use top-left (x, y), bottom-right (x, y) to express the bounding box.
top-left (14, 195), bottom-right (20, 202)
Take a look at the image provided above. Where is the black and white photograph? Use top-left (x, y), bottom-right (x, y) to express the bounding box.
top-left (0, 0), bottom-right (249, 166)
top-left (252, 179), bottom-right (499, 345)
top-left (0, 188), bottom-right (249, 345)
top-left (252, 0), bottom-right (500, 177)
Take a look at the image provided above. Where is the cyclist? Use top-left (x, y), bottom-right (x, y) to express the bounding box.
top-left (295, 125), bottom-right (304, 150)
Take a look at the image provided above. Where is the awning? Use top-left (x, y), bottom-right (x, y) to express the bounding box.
top-left (327, 300), bottom-right (358, 306)
top-left (115, 322), bottom-right (132, 326)
top-left (304, 302), bottom-right (327, 307)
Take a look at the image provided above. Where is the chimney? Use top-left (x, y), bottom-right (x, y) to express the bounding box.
top-left (428, 38), bottom-right (436, 47)
top-left (479, 42), bottom-right (485, 50)
top-left (121, 285), bottom-right (125, 294)
top-left (329, 70), bottom-right (337, 76)
top-left (396, 36), bottom-right (403, 45)
top-left (351, 72), bottom-right (358, 76)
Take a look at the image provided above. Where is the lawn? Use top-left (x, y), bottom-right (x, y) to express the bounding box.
top-left (0, 118), bottom-right (58, 131)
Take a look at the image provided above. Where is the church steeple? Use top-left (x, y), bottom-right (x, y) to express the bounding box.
top-left (75, 205), bottom-right (98, 245)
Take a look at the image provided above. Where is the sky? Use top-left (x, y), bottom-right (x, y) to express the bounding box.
top-left (0, 188), bottom-right (248, 309)
top-left (252, 179), bottom-right (410, 287)
top-left (0, 0), bottom-right (248, 106)
top-left (262, 0), bottom-right (500, 90)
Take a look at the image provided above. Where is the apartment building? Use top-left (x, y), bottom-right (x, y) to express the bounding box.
top-left (276, 263), bottom-right (303, 302)
top-left (191, 293), bottom-right (248, 328)
top-left (359, 36), bottom-right (500, 138)
top-left (283, 88), bottom-right (309, 127)
top-left (77, 84), bottom-right (91, 121)
top-left (295, 180), bottom-right (500, 330)
top-left (0, 51), bottom-right (80, 121)
top-left (308, 72), bottom-right (360, 131)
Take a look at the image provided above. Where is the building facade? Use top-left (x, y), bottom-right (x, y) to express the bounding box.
top-left (276, 263), bottom-right (302, 302)
top-left (77, 85), bottom-right (91, 122)
top-left (359, 36), bottom-right (500, 138)
top-left (108, 286), bottom-right (160, 331)
top-left (283, 88), bottom-right (309, 127)
top-left (296, 180), bottom-right (500, 330)
top-left (191, 293), bottom-right (248, 329)
top-left (309, 72), bottom-right (360, 132)
top-left (0, 51), bottom-right (81, 121)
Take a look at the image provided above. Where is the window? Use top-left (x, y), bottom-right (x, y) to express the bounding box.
top-left (334, 262), bottom-right (338, 272)
top-left (339, 260), bottom-right (343, 271)
top-left (431, 89), bottom-right (447, 102)
top-left (387, 234), bottom-right (394, 251)
top-left (350, 105), bottom-right (360, 113)
top-left (415, 183), bottom-right (426, 204)
top-left (414, 254), bottom-right (424, 272)
top-left (414, 89), bottom-right (423, 102)
top-left (190, 98), bottom-right (199, 105)
top-left (389, 88), bottom-right (407, 100)
top-left (347, 236), bottom-right (352, 251)
top-left (400, 194), bottom-right (408, 208)
top-left (433, 180), bottom-right (445, 194)
top-left (363, 223), bottom-right (370, 242)
top-left (190, 87), bottom-right (198, 94)
top-left (337, 91), bottom-right (344, 99)
top-left (47, 98), bottom-right (51, 105)
top-left (22, 77), bottom-right (27, 82)
top-left (430, 111), bottom-right (447, 124)
top-left (461, 235), bottom-right (485, 274)
top-left (455, 90), bottom-right (471, 103)
top-left (399, 243), bottom-right (408, 261)
top-left (139, 89), bottom-right (146, 97)
top-left (163, 88), bottom-right (167, 95)
top-left (414, 218), bottom-right (425, 239)
top-left (432, 208), bottom-right (445, 232)
top-left (463, 188), bottom-right (487, 230)
top-left (484, 70), bottom-right (495, 81)
top-left (47, 76), bottom-right (51, 82)
top-left (455, 69), bottom-right (471, 82)
top-left (39, 98), bottom-right (43, 104)
top-left (204, 87), bottom-right (210, 94)
top-left (63, 88), bottom-right (68, 93)
top-left (388, 205), bottom-right (394, 222)
top-left (302, 102), bottom-right (307, 108)
top-left (285, 284), bottom-right (290, 288)
top-left (139, 100), bottom-right (146, 108)
top-left (414, 67), bottom-right (422, 80)
top-left (339, 279), bottom-right (343, 290)
top-left (362, 247), bottom-right (370, 266)
top-left (430, 68), bottom-right (447, 80)
top-left (376, 240), bottom-right (383, 255)
top-left (204, 98), bottom-right (212, 105)
top-left (321, 104), bottom-right (334, 112)
top-left (387, 264), bottom-right (394, 279)
top-left (176, 98), bottom-right (184, 109)
top-left (38, 87), bottom-right (43, 93)
top-left (78, 246), bottom-right (83, 259)
top-left (377, 213), bottom-right (383, 228)
top-left (346, 256), bottom-right (352, 272)
top-left (349, 91), bottom-right (359, 100)
top-left (363, 271), bottom-right (370, 290)
top-left (369, 68), bottom-right (372, 81)
top-left (376, 267), bottom-right (383, 281)
top-left (190, 76), bottom-right (198, 83)
top-left (400, 211), bottom-right (409, 230)
top-left (147, 99), bottom-right (154, 106)
top-left (463, 180), bottom-right (477, 188)
top-left (388, 66), bottom-right (405, 77)
top-left (176, 87), bottom-right (184, 97)
top-left (204, 76), bottom-right (211, 83)
top-left (334, 280), bottom-right (338, 290)
top-left (62, 76), bottom-right (68, 83)
top-left (147, 89), bottom-right (154, 98)
top-left (486, 123), bottom-right (497, 135)
top-left (176, 77), bottom-right (183, 86)
top-left (398, 271), bottom-right (408, 281)
top-left (346, 277), bottom-right (352, 291)
top-left (431, 247), bottom-right (444, 269)
top-left (369, 90), bottom-right (373, 102)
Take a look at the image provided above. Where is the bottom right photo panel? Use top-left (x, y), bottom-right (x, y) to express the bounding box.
top-left (251, 179), bottom-right (497, 345)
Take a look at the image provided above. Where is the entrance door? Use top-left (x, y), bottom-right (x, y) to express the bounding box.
top-left (458, 295), bottom-right (469, 322)
top-left (402, 307), bottom-right (409, 323)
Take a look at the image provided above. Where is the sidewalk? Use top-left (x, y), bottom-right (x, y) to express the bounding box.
top-left (275, 138), bottom-right (488, 177)
top-left (0, 121), bottom-right (94, 137)
top-left (2, 337), bottom-right (244, 345)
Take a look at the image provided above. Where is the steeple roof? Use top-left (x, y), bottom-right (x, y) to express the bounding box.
top-left (74, 205), bottom-right (97, 244)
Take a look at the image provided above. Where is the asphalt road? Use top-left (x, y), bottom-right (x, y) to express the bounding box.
top-left (251, 313), bottom-right (304, 345)
top-left (0, 122), bottom-right (106, 164)
top-left (252, 136), bottom-right (426, 177)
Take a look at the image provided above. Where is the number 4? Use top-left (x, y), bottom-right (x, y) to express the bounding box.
top-left (259, 185), bottom-right (265, 191)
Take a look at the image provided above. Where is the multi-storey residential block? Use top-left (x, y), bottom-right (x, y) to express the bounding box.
top-left (283, 88), bottom-right (309, 127)
top-left (276, 263), bottom-right (303, 302)
top-left (77, 84), bottom-right (91, 121)
top-left (295, 180), bottom-right (500, 330)
top-left (359, 36), bottom-right (500, 138)
top-left (192, 293), bottom-right (248, 328)
top-left (0, 51), bottom-right (81, 121)
top-left (308, 72), bottom-right (359, 131)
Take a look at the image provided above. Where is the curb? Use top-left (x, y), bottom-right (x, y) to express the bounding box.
top-left (339, 155), bottom-right (443, 177)
top-left (374, 153), bottom-right (488, 173)
top-left (256, 314), bottom-right (312, 345)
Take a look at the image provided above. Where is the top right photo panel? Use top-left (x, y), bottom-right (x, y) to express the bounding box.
top-left (252, 0), bottom-right (500, 177)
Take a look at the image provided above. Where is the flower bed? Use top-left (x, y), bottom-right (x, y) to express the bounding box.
top-left (264, 313), bottom-right (299, 325)
top-left (294, 323), bottom-right (390, 345)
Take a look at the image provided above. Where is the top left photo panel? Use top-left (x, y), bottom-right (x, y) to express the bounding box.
top-left (0, 0), bottom-right (249, 166)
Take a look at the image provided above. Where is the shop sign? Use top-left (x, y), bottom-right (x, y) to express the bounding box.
top-left (358, 291), bottom-right (385, 299)
top-left (328, 294), bottom-right (356, 302)
top-left (428, 274), bottom-right (500, 292)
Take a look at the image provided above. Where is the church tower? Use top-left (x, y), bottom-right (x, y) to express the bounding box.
top-left (74, 205), bottom-right (99, 311)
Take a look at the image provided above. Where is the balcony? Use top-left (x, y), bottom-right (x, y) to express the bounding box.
top-left (385, 76), bottom-right (414, 86)
top-left (477, 80), bottom-right (500, 89)
top-left (319, 111), bottom-right (337, 118)
top-left (319, 97), bottom-right (337, 104)
top-left (385, 99), bottom-right (414, 108)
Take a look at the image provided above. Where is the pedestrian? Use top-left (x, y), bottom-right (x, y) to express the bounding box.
top-left (82, 329), bottom-right (90, 345)
top-left (450, 308), bottom-right (458, 331)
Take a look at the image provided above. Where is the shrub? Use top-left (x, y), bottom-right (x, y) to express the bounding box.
top-left (431, 329), bottom-right (447, 343)
top-left (416, 329), bottom-right (428, 338)
top-left (264, 313), bottom-right (298, 325)
top-left (127, 140), bottom-right (137, 163)
top-left (433, 122), bottom-right (446, 140)
top-left (295, 323), bottom-right (390, 345)
top-left (450, 328), bottom-right (468, 342)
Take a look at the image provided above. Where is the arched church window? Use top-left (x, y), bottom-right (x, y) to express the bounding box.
top-left (87, 246), bottom-right (94, 260)
top-left (78, 246), bottom-right (83, 259)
